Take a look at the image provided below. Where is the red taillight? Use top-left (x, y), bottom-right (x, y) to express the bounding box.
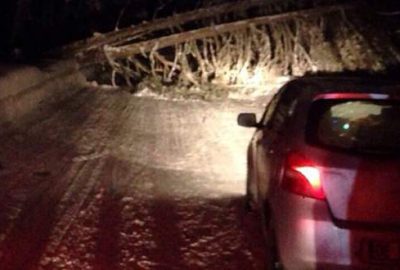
top-left (282, 152), bottom-right (325, 200)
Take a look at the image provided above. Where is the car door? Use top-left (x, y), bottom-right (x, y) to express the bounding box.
top-left (249, 92), bottom-right (282, 205)
top-left (255, 87), bottom-right (299, 203)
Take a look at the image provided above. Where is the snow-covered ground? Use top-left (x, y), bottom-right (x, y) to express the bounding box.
top-left (0, 87), bottom-right (267, 269)
top-left (0, 61), bottom-right (85, 130)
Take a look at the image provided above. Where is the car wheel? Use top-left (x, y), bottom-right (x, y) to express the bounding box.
top-left (261, 203), bottom-right (283, 270)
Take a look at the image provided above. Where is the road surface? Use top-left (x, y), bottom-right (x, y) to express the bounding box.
top-left (0, 87), bottom-right (267, 270)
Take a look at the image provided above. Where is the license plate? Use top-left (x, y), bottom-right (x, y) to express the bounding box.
top-left (362, 239), bottom-right (400, 263)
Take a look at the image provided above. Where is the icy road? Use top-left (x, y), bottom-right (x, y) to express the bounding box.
top-left (0, 88), bottom-right (267, 270)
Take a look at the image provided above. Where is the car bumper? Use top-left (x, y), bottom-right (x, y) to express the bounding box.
top-left (273, 192), bottom-right (400, 270)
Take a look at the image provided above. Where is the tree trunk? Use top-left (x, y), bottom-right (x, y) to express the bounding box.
top-left (105, 4), bottom-right (353, 60)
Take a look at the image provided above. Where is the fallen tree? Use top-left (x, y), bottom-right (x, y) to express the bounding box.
top-left (104, 4), bottom-right (353, 59)
top-left (63, 0), bottom-right (281, 56)
top-left (68, 1), bottom-right (400, 99)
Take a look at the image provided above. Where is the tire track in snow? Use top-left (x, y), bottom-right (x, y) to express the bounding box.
top-left (37, 90), bottom-right (133, 269)
top-left (38, 159), bottom-right (105, 270)
top-left (0, 89), bottom-right (96, 238)
top-left (0, 89), bottom-right (126, 269)
top-left (0, 88), bottom-right (99, 269)
top-left (0, 159), bottom-right (90, 270)
top-left (0, 90), bottom-right (267, 270)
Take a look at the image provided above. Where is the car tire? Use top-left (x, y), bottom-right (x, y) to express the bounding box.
top-left (261, 203), bottom-right (283, 270)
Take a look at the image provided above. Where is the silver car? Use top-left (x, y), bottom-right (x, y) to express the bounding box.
top-left (238, 77), bottom-right (400, 270)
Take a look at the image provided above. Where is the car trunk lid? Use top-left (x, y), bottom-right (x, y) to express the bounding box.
top-left (305, 94), bottom-right (400, 225)
top-left (321, 158), bottom-right (400, 225)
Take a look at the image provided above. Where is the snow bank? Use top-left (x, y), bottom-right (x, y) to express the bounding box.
top-left (0, 60), bottom-right (86, 128)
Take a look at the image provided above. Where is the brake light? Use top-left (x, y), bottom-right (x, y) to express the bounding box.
top-left (282, 152), bottom-right (325, 200)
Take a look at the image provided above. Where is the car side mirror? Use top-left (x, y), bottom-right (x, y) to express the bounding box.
top-left (237, 113), bottom-right (259, 128)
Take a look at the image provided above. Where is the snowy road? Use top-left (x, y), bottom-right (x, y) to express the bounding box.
top-left (0, 88), bottom-right (267, 270)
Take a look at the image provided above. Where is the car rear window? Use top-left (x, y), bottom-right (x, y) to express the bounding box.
top-left (307, 99), bottom-right (400, 154)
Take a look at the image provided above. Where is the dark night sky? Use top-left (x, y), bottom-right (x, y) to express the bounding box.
top-left (0, 0), bottom-right (399, 60)
top-left (0, 0), bottom-right (205, 59)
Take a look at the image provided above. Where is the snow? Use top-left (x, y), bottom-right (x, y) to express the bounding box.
top-left (0, 65), bottom-right (44, 100)
top-left (0, 60), bottom-right (86, 130)
top-left (0, 88), bottom-right (267, 269)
